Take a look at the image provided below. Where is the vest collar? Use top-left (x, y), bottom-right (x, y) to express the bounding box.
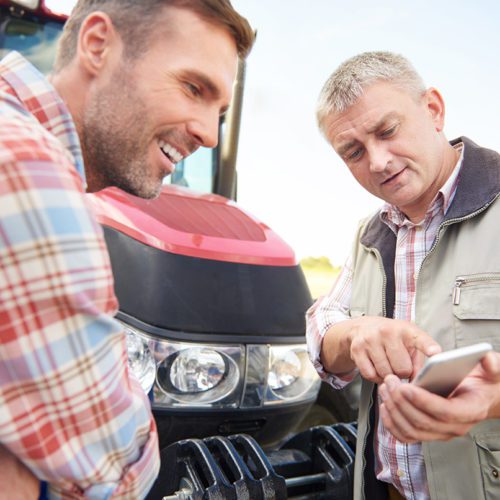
top-left (361, 137), bottom-right (500, 249)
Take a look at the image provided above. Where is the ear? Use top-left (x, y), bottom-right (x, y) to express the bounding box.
top-left (423, 87), bottom-right (446, 132)
top-left (77, 12), bottom-right (119, 77)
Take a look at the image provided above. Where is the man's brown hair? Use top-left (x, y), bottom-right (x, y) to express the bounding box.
top-left (54, 0), bottom-right (254, 72)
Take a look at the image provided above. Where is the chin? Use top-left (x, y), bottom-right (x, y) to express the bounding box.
top-left (119, 180), bottom-right (162, 200)
top-left (137, 186), bottom-right (162, 200)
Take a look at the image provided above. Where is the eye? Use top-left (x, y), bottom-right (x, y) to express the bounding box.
top-left (185, 82), bottom-right (201, 97)
top-left (347, 147), bottom-right (364, 162)
top-left (380, 125), bottom-right (397, 138)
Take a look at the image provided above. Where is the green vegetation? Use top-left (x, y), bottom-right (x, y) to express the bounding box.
top-left (300, 256), bottom-right (341, 300)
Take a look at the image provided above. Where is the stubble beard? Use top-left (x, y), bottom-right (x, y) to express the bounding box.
top-left (81, 67), bottom-right (163, 199)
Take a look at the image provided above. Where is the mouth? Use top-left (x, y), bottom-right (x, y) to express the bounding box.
top-left (158, 139), bottom-right (184, 164)
top-left (381, 167), bottom-right (406, 186)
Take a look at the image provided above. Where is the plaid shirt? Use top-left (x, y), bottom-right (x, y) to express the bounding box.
top-left (0, 52), bottom-right (159, 499)
top-left (306, 145), bottom-right (463, 500)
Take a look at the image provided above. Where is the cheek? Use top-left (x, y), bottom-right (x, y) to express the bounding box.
top-left (351, 169), bottom-right (376, 191)
top-left (152, 98), bottom-right (193, 126)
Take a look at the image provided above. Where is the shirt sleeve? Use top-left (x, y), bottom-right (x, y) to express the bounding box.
top-left (305, 253), bottom-right (359, 388)
top-left (0, 122), bottom-right (159, 498)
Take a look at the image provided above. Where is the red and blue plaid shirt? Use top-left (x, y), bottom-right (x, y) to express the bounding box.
top-left (307, 144), bottom-right (463, 500)
top-left (0, 52), bottom-right (159, 499)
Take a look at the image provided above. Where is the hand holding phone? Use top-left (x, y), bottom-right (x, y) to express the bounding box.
top-left (412, 342), bottom-right (493, 397)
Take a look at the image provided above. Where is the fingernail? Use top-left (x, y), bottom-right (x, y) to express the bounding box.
top-left (385, 376), bottom-right (398, 392)
top-left (427, 345), bottom-right (441, 356)
top-left (379, 385), bottom-right (388, 401)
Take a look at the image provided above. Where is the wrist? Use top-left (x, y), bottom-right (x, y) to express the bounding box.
top-left (320, 321), bottom-right (357, 374)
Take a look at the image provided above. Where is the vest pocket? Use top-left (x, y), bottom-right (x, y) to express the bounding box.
top-left (475, 432), bottom-right (500, 499)
top-left (452, 273), bottom-right (500, 349)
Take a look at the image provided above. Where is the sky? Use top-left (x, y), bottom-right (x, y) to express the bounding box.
top-left (53, 0), bottom-right (500, 265)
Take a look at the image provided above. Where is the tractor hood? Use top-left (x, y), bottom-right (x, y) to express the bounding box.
top-left (88, 186), bottom-right (312, 341)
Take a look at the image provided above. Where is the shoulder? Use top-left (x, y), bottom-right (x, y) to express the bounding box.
top-left (0, 106), bottom-right (82, 192)
top-left (356, 208), bottom-right (384, 244)
top-left (0, 115), bottom-right (68, 164)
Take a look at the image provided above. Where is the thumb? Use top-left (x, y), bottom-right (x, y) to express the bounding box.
top-left (410, 349), bottom-right (426, 381)
top-left (481, 352), bottom-right (500, 381)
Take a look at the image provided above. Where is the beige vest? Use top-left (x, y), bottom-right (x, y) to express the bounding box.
top-left (349, 138), bottom-right (500, 500)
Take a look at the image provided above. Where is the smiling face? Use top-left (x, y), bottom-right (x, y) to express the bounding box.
top-left (323, 82), bottom-right (457, 222)
top-left (81, 7), bottom-right (238, 198)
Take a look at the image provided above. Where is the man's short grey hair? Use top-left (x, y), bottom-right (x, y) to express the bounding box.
top-left (316, 51), bottom-right (426, 136)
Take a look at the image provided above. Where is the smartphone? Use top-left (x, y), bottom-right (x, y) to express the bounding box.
top-left (412, 342), bottom-right (493, 397)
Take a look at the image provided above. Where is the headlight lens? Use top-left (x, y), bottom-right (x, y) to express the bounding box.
top-left (156, 347), bottom-right (240, 405)
top-left (265, 345), bottom-right (321, 403)
top-left (268, 349), bottom-right (301, 390)
top-left (125, 327), bottom-right (155, 394)
top-left (170, 348), bottom-right (226, 393)
top-left (153, 341), bottom-right (243, 408)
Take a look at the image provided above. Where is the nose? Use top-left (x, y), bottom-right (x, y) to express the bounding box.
top-left (186, 109), bottom-right (220, 149)
top-left (368, 142), bottom-right (391, 173)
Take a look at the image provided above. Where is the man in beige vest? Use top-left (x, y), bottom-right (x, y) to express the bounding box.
top-left (307, 51), bottom-right (500, 500)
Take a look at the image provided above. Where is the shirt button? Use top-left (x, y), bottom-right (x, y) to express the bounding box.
top-left (397, 469), bottom-right (405, 477)
top-left (413, 273), bottom-right (418, 280)
top-left (493, 469), bottom-right (499, 478)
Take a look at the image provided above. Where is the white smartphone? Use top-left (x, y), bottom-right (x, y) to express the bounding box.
top-left (412, 342), bottom-right (493, 397)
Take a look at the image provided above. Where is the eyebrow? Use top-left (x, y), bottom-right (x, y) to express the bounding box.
top-left (365, 112), bottom-right (399, 134)
top-left (337, 140), bottom-right (359, 158)
top-left (181, 70), bottom-right (229, 115)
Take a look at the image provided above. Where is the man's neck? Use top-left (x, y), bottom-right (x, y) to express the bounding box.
top-left (404, 141), bottom-right (462, 224)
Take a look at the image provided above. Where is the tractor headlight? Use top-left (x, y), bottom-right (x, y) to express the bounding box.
top-left (121, 322), bottom-right (319, 410)
top-left (266, 345), bottom-right (320, 403)
top-left (268, 348), bottom-right (301, 390)
top-left (125, 327), bottom-right (156, 394)
top-left (169, 348), bottom-right (226, 393)
top-left (157, 347), bottom-right (240, 405)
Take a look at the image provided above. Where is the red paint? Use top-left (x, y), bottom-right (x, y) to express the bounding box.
top-left (88, 186), bottom-right (297, 266)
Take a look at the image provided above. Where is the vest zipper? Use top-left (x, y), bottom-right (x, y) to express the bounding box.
top-left (360, 247), bottom-right (386, 499)
top-left (452, 277), bottom-right (465, 305)
top-left (370, 247), bottom-right (387, 317)
top-left (453, 273), bottom-right (500, 305)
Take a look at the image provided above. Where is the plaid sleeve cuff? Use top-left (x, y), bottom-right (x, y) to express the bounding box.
top-left (306, 256), bottom-right (358, 388)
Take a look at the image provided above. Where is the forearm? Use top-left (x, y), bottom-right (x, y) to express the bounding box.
top-left (320, 320), bottom-right (357, 375)
top-left (2, 301), bottom-right (160, 498)
top-left (0, 156), bottom-right (159, 497)
top-left (305, 256), bottom-right (355, 382)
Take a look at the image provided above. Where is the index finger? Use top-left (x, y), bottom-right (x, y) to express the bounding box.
top-left (405, 328), bottom-right (442, 357)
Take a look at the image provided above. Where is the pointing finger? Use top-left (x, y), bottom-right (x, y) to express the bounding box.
top-left (407, 331), bottom-right (441, 357)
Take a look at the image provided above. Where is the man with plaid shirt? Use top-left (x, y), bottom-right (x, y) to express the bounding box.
top-left (0, 0), bottom-right (254, 498)
top-left (308, 51), bottom-right (500, 500)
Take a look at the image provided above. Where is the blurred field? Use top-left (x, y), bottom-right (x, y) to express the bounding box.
top-left (300, 257), bottom-right (340, 300)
